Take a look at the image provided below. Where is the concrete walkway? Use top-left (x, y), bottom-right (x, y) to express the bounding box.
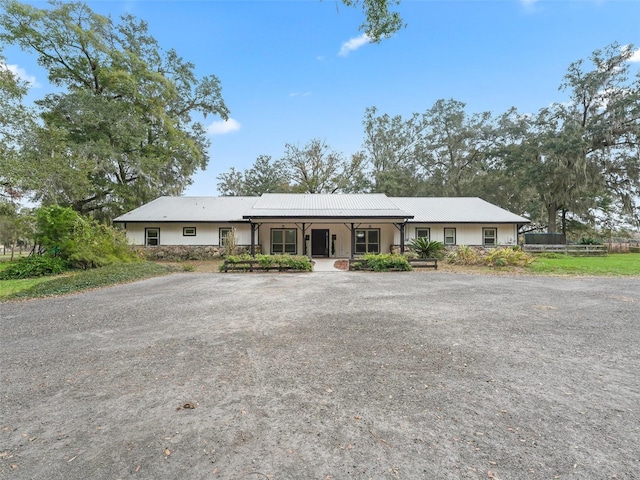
top-left (311, 258), bottom-right (343, 271)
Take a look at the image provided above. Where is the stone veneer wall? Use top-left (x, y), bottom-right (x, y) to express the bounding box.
top-left (137, 245), bottom-right (261, 261)
top-left (390, 244), bottom-right (494, 255)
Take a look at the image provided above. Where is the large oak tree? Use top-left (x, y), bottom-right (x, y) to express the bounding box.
top-left (0, 0), bottom-right (229, 219)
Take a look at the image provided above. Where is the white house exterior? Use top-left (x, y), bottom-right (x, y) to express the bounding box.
top-left (113, 194), bottom-right (530, 259)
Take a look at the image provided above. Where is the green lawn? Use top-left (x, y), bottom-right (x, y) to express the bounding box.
top-left (529, 253), bottom-right (640, 276)
top-left (0, 262), bottom-right (175, 301)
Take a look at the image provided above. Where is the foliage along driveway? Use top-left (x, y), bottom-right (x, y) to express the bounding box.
top-left (1, 272), bottom-right (639, 479)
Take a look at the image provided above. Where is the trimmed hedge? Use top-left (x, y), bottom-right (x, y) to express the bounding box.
top-left (221, 254), bottom-right (313, 272)
top-left (351, 253), bottom-right (412, 272)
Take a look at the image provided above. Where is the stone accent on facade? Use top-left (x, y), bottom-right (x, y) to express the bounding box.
top-left (136, 244), bottom-right (261, 261)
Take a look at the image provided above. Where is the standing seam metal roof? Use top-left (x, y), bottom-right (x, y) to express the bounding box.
top-left (244, 193), bottom-right (413, 218)
top-left (113, 194), bottom-right (530, 223)
top-left (113, 196), bottom-right (258, 222)
top-left (390, 197), bottom-right (530, 223)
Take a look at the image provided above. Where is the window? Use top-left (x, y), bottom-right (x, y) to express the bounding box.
top-left (483, 228), bottom-right (497, 246)
top-left (444, 228), bottom-right (456, 246)
top-left (145, 228), bottom-right (159, 246)
top-left (183, 227), bottom-right (196, 236)
top-left (416, 228), bottom-right (430, 240)
top-left (355, 229), bottom-right (380, 254)
top-left (219, 227), bottom-right (232, 246)
top-left (271, 229), bottom-right (297, 254)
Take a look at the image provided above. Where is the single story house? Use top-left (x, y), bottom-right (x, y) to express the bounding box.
top-left (113, 194), bottom-right (530, 258)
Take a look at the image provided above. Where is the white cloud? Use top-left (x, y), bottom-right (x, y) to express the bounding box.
top-left (207, 118), bottom-right (240, 135)
top-left (0, 62), bottom-right (40, 87)
top-left (628, 48), bottom-right (640, 63)
top-left (520, 0), bottom-right (541, 13)
top-left (338, 34), bottom-right (371, 57)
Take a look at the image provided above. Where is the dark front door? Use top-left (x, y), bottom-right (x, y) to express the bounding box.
top-left (311, 229), bottom-right (329, 257)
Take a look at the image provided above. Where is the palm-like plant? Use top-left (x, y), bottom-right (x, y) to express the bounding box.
top-left (409, 237), bottom-right (446, 259)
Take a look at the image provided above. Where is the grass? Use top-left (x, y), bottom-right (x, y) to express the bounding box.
top-left (0, 262), bottom-right (175, 301)
top-left (529, 253), bottom-right (640, 276)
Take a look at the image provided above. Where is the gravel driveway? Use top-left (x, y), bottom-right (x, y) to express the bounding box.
top-left (1, 272), bottom-right (639, 479)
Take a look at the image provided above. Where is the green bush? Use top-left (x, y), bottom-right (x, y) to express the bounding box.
top-left (0, 255), bottom-right (68, 280)
top-left (35, 206), bottom-right (138, 269)
top-left (409, 238), bottom-right (446, 259)
top-left (220, 254), bottom-right (313, 272)
top-left (219, 254), bottom-right (252, 271)
top-left (361, 253), bottom-right (412, 272)
top-left (256, 253), bottom-right (275, 269)
top-left (274, 255), bottom-right (313, 271)
top-left (578, 237), bottom-right (603, 245)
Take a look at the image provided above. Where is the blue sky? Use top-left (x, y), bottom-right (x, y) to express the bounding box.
top-left (3, 0), bottom-right (640, 195)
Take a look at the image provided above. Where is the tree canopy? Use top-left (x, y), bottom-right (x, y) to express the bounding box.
top-left (0, 0), bottom-right (228, 219)
top-left (217, 139), bottom-right (369, 195)
top-left (217, 42), bottom-right (639, 236)
top-left (341, 0), bottom-right (404, 42)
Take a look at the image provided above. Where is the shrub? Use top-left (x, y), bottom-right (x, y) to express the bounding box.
top-left (0, 255), bottom-right (68, 280)
top-left (409, 238), bottom-right (446, 259)
top-left (578, 237), bottom-right (603, 245)
top-left (484, 247), bottom-right (534, 267)
top-left (255, 253), bottom-right (274, 269)
top-left (220, 254), bottom-right (312, 272)
top-left (277, 255), bottom-right (313, 271)
top-left (361, 253), bottom-right (412, 272)
top-left (35, 206), bottom-right (138, 269)
top-left (446, 245), bottom-right (481, 265)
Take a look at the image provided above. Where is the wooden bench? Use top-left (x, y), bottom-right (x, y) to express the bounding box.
top-left (222, 259), bottom-right (312, 272)
top-left (408, 258), bottom-right (438, 269)
top-left (223, 260), bottom-right (282, 272)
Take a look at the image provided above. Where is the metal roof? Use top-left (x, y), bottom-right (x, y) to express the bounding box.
top-left (244, 193), bottom-right (413, 219)
top-left (113, 194), bottom-right (530, 224)
top-left (113, 196), bottom-right (258, 222)
top-left (390, 197), bottom-right (530, 223)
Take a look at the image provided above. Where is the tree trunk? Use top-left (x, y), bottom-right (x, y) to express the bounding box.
top-left (547, 202), bottom-right (558, 234)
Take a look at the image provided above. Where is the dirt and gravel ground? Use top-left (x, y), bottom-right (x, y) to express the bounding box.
top-left (1, 271), bottom-right (639, 479)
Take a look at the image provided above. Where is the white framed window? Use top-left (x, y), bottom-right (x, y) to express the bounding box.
top-left (183, 227), bottom-right (196, 236)
top-left (355, 229), bottom-right (380, 254)
top-left (271, 229), bottom-right (297, 254)
top-left (483, 228), bottom-right (497, 246)
top-left (416, 228), bottom-right (430, 240)
top-left (145, 228), bottom-right (159, 246)
top-left (444, 228), bottom-right (456, 246)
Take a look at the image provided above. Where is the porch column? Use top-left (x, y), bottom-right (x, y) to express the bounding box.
top-left (400, 223), bottom-right (405, 254)
top-left (302, 223), bottom-right (307, 256)
top-left (250, 222), bottom-right (256, 257)
top-left (350, 223), bottom-right (355, 260)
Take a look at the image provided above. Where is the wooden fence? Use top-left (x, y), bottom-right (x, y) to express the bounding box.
top-left (522, 244), bottom-right (608, 256)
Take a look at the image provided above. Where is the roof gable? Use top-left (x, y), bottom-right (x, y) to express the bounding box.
top-left (244, 193), bottom-right (412, 219)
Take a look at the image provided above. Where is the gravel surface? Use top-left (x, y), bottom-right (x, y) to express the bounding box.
top-left (1, 272), bottom-right (639, 479)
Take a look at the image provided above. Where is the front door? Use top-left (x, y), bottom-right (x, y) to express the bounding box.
top-left (311, 229), bottom-right (329, 257)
